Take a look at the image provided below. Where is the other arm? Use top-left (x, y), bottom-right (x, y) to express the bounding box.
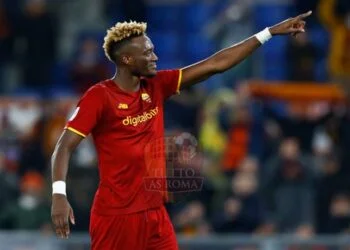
top-left (180, 11), bottom-right (312, 89)
top-left (51, 130), bottom-right (84, 239)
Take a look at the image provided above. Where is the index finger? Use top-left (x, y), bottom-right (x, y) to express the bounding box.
top-left (297, 10), bottom-right (312, 20)
top-left (52, 216), bottom-right (64, 238)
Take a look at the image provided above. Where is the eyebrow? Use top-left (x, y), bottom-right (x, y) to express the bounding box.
top-left (144, 46), bottom-right (154, 52)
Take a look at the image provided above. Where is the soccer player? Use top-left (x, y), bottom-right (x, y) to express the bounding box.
top-left (51, 11), bottom-right (312, 250)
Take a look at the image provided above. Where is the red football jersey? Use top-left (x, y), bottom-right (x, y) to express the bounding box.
top-left (65, 70), bottom-right (182, 215)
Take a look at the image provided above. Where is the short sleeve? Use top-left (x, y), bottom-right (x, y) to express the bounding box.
top-left (65, 85), bottom-right (105, 137)
top-left (154, 69), bottom-right (182, 100)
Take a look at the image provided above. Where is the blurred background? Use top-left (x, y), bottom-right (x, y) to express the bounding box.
top-left (1, 0), bottom-right (350, 249)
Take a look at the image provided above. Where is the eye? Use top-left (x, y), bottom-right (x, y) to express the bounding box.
top-left (144, 49), bottom-right (154, 55)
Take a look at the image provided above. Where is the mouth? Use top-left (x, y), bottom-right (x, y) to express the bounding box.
top-left (149, 64), bottom-right (157, 70)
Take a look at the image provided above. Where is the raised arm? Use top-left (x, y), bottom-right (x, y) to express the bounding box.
top-left (51, 130), bottom-right (84, 239)
top-left (180, 11), bottom-right (312, 89)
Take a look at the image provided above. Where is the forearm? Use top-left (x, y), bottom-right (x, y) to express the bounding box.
top-left (207, 36), bottom-right (261, 74)
top-left (51, 144), bottom-right (71, 182)
top-left (51, 130), bottom-right (82, 183)
top-left (51, 131), bottom-right (79, 239)
top-left (181, 29), bottom-right (272, 88)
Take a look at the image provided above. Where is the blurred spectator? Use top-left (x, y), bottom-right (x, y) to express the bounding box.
top-left (7, 98), bottom-right (41, 138)
top-left (338, 107), bottom-right (350, 176)
top-left (173, 201), bottom-right (210, 236)
top-left (1, 98), bottom-right (43, 174)
top-left (0, 171), bottom-right (51, 230)
top-left (286, 33), bottom-right (318, 81)
top-left (18, 114), bottom-right (47, 176)
top-left (17, 0), bottom-right (57, 90)
top-left (220, 83), bottom-right (264, 174)
top-left (318, 0), bottom-right (350, 90)
top-left (261, 119), bottom-right (283, 163)
top-left (69, 36), bottom-right (111, 94)
top-left (0, 0), bottom-right (12, 92)
top-left (120, 0), bottom-right (146, 22)
top-left (294, 0), bottom-right (320, 26)
top-left (103, 0), bottom-right (146, 23)
top-left (315, 156), bottom-right (350, 233)
top-left (164, 87), bottom-right (204, 134)
top-left (261, 138), bottom-right (317, 235)
top-left (0, 0), bottom-right (23, 93)
top-left (312, 129), bottom-right (335, 172)
top-left (265, 102), bottom-right (332, 152)
top-left (42, 100), bottom-right (68, 158)
top-left (199, 88), bottom-right (236, 158)
top-left (68, 168), bottom-right (98, 231)
top-left (220, 103), bottom-right (251, 174)
top-left (239, 156), bottom-right (259, 175)
top-left (0, 152), bottom-right (19, 214)
top-left (326, 193), bottom-right (350, 233)
top-left (212, 172), bottom-right (263, 233)
top-left (206, 0), bottom-right (254, 84)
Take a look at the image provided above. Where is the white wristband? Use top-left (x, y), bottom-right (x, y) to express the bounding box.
top-left (52, 181), bottom-right (66, 196)
top-left (255, 28), bottom-right (272, 44)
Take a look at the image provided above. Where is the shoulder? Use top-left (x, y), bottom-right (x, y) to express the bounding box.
top-left (144, 69), bottom-right (180, 86)
top-left (81, 81), bottom-right (109, 99)
top-left (151, 70), bottom-right (180, 81)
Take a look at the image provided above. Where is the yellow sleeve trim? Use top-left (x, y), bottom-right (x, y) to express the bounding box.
top-left (66, 127), bottom-right (86, 138)
top-left (176, 69), bottom-right (182, 94)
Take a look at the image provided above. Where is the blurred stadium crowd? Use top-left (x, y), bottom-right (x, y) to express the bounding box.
top-left (0, 0), bottom-right (350, 239)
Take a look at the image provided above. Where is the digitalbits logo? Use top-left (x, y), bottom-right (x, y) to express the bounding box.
top-left (143, 132), bottom-right (204, 202)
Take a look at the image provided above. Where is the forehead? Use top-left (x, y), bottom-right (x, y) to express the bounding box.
top-left (130, 35), bottom-right (154, 51)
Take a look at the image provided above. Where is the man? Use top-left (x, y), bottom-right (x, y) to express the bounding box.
top-left (51, 11), bottom-right (312, 250)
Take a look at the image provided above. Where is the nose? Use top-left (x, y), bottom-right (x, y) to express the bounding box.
top-left (152, 52), bottom-right (158, 61)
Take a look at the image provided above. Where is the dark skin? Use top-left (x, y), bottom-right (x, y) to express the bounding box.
top-left (51, 11), bottom-right (312, 239)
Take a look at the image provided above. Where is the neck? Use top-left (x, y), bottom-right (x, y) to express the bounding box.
top-left (112, 67), bottom-right (140, 92)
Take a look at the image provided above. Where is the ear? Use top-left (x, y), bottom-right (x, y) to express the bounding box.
top-left (121, 55), bottom-right (133, 65)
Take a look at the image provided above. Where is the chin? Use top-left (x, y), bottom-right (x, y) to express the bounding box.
top-left (143, 70), bottom-right (157, 78)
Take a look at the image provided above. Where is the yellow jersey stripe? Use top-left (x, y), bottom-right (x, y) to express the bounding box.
top-left (66, 127), bottom-right (86, 138)
top-left (176, 69), bottom-right (183, 94)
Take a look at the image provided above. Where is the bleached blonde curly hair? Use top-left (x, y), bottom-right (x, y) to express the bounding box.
top-left (103, 21), bottom-right (147, 63)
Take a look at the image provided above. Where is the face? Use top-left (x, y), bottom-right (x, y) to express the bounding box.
top-left (122, 35), bottom-right (158, 77)
top-left (279, 138), bottom-right (300, 160)
top-left (232, 173), bottom-right (257, 196)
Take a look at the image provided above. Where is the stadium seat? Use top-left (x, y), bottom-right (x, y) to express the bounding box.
top-left (182, 2), bottom-right (213, 32)
top-left (262, 36), bottom-right (288, 56)
top-left (157, 59), bottom-right (183, 71)
top-left (51, 62), bottom-right (71, 89)
top-left (308, 26), bottom-right (330, 56)
top-left (9, 87), bottom-right (41, 98)
top-left (183, 33), bottom-right (215, 62)
top-left (261, 37), bottom-right (288, 77)
top-left (264, 61), bottom-right (288, 80)
top-left (254, 4), bottom-right (290, 30)
top-left (146, 5), bottom-right (182, 32)
top-left (48, 86), bottom-right (75, 98)
top-left (314, 58), bottom-right (329, 82)
top-left (147, 31), bottom-right (180, 61)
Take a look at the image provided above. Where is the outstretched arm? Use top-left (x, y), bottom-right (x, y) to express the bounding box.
top-left (180, 11), bottom-right (312, 89)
